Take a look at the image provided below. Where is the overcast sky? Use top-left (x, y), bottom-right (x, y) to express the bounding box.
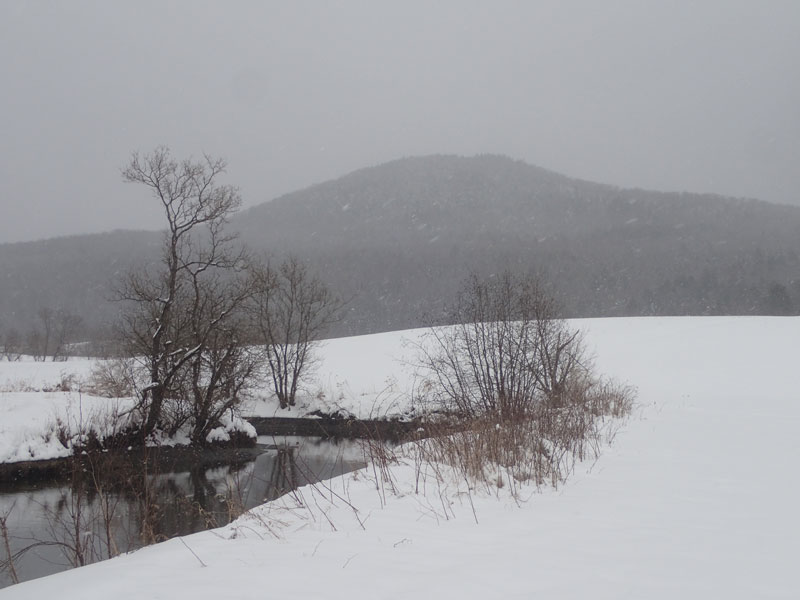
top-left (1, 0), bottom-right (798, 243)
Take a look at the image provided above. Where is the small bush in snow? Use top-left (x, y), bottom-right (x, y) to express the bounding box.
top-left (406, 379), bottom-right (634, 499)
top-left (417, 271), bottom-right (588, 420)
top-left (85, 358), bottom-right (139, 398)
top-left (408, 270), bottom-right (636, 498)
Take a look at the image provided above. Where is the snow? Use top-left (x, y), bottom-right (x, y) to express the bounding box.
top-left (3, 316), bottom-right (799, 598)
top-left (0, 331), bottom-right (423, 463)
top-left (1, 331), bottom-right (421, 462)
top-left (205, 412), bottom-right (257, 444)
top-left (0, 357), bottom-right (95, 394)
top-left (243, 329), bottom-right (424, 419)
top-left (0, 392), bottom-right (136, 463)
top-left (204, 426), bottom-right (231, 444)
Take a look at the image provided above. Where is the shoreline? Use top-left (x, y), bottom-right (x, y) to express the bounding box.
top-left (0, 444), bottom-right (265, 488)
top-left (0, 415), bottom-right (423, 487)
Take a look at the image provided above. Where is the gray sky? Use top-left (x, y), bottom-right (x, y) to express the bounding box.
top-left (1, 0), bottom-right (798, 243)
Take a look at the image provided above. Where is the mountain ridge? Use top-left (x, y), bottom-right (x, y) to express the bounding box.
top-left (2, 155), bottom-right (799, 338)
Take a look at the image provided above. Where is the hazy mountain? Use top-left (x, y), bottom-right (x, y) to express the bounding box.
top-left (0, 230), bottom-right (163, 340)
top-left (2, 155), bottom-right (799, 340)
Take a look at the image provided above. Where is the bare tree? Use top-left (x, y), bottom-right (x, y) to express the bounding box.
top-left (418, 271), bottom-right (587, 419)
top-left (1, 328), bottom-right (22, 362)
top-left (118, 146), bottom-right (245, 438)
top-left (39, 308), bottom-right (55, 360)
top-left (22, 308), bottom-right (83, 362)
top-left (250, 257), bottom-right (342, 409)
top-left (26, 308), bottom-right (54, 362)
top-left (51, 311), bottom-right (84, 361)
top-left (178, 266), bottom-right (260, 444)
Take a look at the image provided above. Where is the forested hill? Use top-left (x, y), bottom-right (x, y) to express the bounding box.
top-left (0, 230), bottom-right (162, 338)
top-left (234, 155), bottom-right (800, 331)
top-left (3, 155), bottom-right (800, 338)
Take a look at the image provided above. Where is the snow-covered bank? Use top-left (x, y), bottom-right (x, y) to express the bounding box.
top-left (0, 335), bottom-right (402, 464)
top-left (3, 316), bottom-right (798, 598)
top-left (0, 358), bottom-right (133, 463)
top-left (0, 331), bottom-right (422, 464)
top-left (0, 392), bottom-right (134, 464)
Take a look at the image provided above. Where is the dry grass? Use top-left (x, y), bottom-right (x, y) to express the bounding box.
top-left (362, 377), bottom-right (635, 504)
top-left (84, 358), bottom-right (138, 399)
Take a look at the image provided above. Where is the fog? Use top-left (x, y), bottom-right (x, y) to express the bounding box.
top-left (1, 0), bottom-right (798, 243)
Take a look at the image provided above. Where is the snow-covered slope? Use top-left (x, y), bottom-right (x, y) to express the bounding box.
top-left (3, 317), bottom-right (798, 598)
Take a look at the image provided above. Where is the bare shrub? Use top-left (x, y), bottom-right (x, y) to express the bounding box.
top-left (24, 308), bottom-right (84, 362)
top-left (1, 328), bottom-right (22, 362)
top-left (411, 270), bottom-right (635, 500)
top-left (406, 378), bottom-right (634, 501)
top-left (85, 358), bottom-right (139, 398)
top-left (40, 371), bottom-right (80, 393)
top-left (417, 271), bottom-right (588, 419)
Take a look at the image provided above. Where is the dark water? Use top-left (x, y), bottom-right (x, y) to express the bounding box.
top-left (0, 436), bottom-right (365, 589)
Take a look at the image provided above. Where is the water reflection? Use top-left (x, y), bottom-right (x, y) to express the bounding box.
top-left (0, 437), bottom-right (365, 588)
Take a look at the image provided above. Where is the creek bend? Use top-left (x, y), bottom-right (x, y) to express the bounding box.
top-left (0, 436), bottom-right (366, 589)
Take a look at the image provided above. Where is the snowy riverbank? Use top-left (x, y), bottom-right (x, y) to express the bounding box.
top-left (0, 328), bottom-right (424, 464)
top-left (3, 316), bottom-right (799, 598)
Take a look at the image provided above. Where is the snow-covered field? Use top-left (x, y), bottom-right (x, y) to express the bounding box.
top-left (2, 316), bottom-right (799, 598)
top-left (0, 331), bottom-right (421, 464)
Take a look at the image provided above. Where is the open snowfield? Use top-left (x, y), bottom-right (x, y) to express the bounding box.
top-left (2, 316), bottom-right (799, 598)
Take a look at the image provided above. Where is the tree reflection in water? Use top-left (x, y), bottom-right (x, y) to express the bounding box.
top-left (0, 437), bottom-right (366, 588)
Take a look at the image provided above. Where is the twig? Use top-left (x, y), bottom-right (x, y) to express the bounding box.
top-left (1, 508), bottom-right (20, 585)
top-left (342, 553), bottom-right (358, 569)
top-left (179, 537), bottom-right (207, 568)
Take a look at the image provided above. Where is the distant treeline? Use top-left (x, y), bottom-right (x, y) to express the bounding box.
top-left (2, 155), bottom-right (799, 351)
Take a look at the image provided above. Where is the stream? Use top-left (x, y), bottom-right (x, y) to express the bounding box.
top-left (0, 436), bottom-right (366, 589)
